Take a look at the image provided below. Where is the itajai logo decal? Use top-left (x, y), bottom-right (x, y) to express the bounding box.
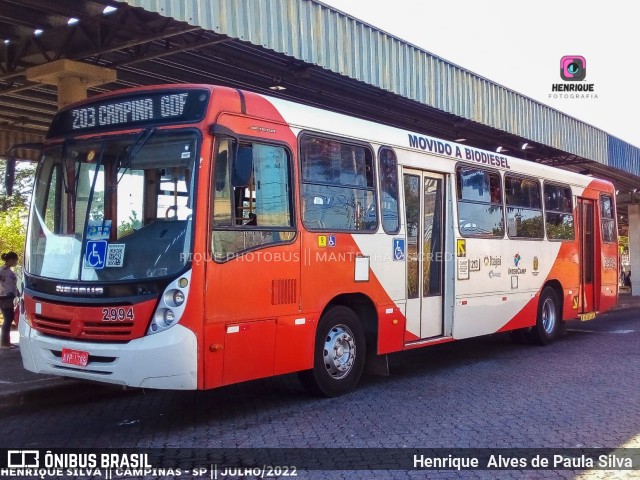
top-left (513, 253), bottom-right (521, 267)
top-left (550, 55), bottom-right (597, 99)
top-left (484, 255), bottom-right (501, 267)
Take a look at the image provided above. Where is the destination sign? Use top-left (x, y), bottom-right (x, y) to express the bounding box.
top-left (47, 89), bottom-right (210, 138)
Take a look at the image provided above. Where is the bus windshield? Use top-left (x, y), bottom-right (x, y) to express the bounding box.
top-left (26, 129), bottom-right (199, 282)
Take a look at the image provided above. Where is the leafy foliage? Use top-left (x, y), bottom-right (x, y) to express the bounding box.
top-left (0, 161), bottom-right (36, 211)
top-left (619, 235), bottom-right (628, 254)
top-left (0, 204), bottom-right (28, 262)
top-left (0, 161), bottom-right (35, 264)
top-left (117, 210), bottom-right (142, 238)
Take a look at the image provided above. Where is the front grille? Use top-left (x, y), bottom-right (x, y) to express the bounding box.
top-left (33, 314), bottom-right (134, 340)
top-left (27, 295), bottom-right (157, 342)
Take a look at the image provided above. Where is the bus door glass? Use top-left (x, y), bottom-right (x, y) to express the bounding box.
top-left (578, 198), bottom-right (595, 312)
top-left (403, 169), bottom-right (445, 340)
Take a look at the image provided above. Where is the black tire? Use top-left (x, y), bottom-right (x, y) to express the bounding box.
top-left (529, 287), bottom-right (560, 345)
top-left (299, 306), bottom-right (366, 397)
top-left (509, 328), bottom-right (531, 344)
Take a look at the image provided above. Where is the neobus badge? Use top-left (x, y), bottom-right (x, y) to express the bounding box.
top-left (55, 285), bottom-right (104, 295)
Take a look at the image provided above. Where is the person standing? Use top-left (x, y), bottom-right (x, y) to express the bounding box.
top-left (0, 251), bottom-right (19, 348)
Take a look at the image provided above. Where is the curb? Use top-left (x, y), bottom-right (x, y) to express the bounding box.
top-left (0, 378), bottom-right (136, 411)
top-left (611, 300), bottom-right (640, 311)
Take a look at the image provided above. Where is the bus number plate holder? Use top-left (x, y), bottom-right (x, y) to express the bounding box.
top-left (61, 348), bottom-right (89, 367)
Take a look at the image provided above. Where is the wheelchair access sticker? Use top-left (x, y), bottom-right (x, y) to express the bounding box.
top-left (393, 238), bottom-right (405, 261)
top-left (84, 240), bottom-right (107, 269)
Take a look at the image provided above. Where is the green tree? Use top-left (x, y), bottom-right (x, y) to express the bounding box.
top-left (0, 160), bottom-right (36, 211)
top-left (0, 160), bottom-right (36, 265)
top-left (117, 210), bottom-right (142, 238)
top-left (619, 235), bottom-right (628, 254)
top-left (0, 204), bottom-right (28, 260)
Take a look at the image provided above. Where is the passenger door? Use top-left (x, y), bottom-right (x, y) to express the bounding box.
top-left (403, 169), bottom-right (445, 340)
top-left (577, 198), bottom-right (595, 312)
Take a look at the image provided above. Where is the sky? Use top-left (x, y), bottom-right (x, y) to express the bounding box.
top-left (321, 0), bottom-right (639, 148)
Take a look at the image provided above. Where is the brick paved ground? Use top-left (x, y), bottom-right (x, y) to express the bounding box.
top-left (1, 297), bottom-right (639, 479)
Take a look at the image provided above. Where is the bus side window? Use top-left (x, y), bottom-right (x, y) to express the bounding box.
top-left (300, 135), bottom-right (377, 232)
top-left (212, 139), bottom-right (233, 225)
top-left (504, 175), bottom-right (543, 239)
top-left (544, 183), bottom-right (574, 241)
top-left (378, 147), bottom-right (400, 234)
top-left (456, 167), bottom-right (504, 237)
top-left (211, 138), bottom-right (295, 260)
top-left (600, 194), bottom-right (616, 243)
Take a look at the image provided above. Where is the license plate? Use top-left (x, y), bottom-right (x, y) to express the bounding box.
top-left (61, 348), bottom-right (89, 367)
top-left (579, 312), bottom-right (597, 321)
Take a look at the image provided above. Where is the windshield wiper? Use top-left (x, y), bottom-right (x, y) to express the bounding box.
top-left (117, 127), bottom-right (156, 184)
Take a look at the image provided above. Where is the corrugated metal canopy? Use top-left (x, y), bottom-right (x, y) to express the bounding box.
top-left (123, 1), bottom-right (640, 185)
top-left (0, 0), bottom-right (639, 207)
top-left (128, 0), bottom-right (640, 173)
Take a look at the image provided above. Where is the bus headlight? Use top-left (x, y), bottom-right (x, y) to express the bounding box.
top-left (163, 289), bottom-right (185, 307)
top-left (153, 308), bottom-right (175, 328)
top-left (148, 270), bottom-right (191, 335)
top-left (173, 290), bottom-right (185, 306)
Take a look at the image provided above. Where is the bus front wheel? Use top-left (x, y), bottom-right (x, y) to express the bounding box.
top-left (529, 287), bottom-right (560, 345)
top-left (299, 306), bottom-right (366, 397)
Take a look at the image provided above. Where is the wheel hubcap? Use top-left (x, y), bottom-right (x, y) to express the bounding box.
top-left (542, 298), bottom-right (557, 334)
top-left (323, 324), bottom-right (356, 379)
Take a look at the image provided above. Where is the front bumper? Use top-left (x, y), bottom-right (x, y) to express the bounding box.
top-left (19, 320), bottom-right (198, 389)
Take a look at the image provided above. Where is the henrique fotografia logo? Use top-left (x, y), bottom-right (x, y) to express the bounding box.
top-left (560, 55), bottom-right (586, 81)
top-left (550, 54), bottom-right (597, 100)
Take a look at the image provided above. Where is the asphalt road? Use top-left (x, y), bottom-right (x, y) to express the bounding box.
top-left (2, 306), bottom-right (639, 480)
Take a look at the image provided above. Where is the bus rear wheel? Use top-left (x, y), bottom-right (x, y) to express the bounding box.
top-left (299, 306), bottom-right (366, 397)
top-left (529, 287), bottom-right (560, 345)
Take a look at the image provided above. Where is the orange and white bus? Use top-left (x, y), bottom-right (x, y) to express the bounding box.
top-left (19, 85), bottom-right (618, 396)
